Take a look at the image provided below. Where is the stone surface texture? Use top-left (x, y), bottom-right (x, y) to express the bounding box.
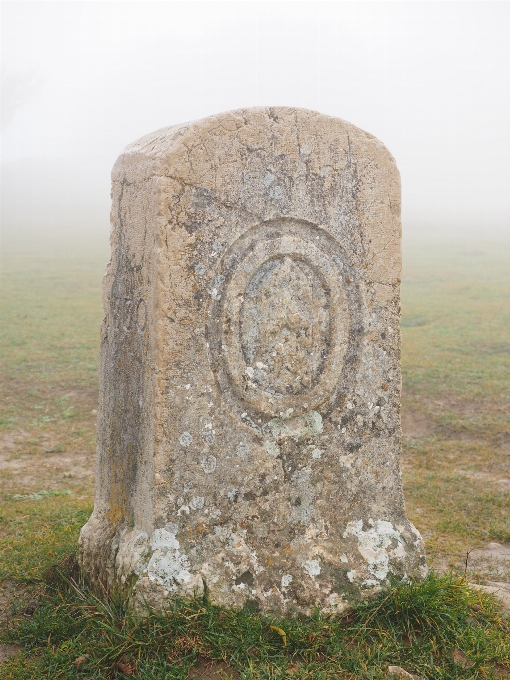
top-left (79, 107), bottom-right (426, 614)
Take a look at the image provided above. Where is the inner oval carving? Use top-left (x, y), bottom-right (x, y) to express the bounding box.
top-left (240, 256), bottom-right (330, 397)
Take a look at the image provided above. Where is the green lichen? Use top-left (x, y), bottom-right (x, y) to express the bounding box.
top-left (267, 410), bottom-right (323, 442)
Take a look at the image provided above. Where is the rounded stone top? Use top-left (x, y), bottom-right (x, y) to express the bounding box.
top-left (111, 106), bottom-right (402, 287)
top-left (112, 106), bottom-right (399, 184)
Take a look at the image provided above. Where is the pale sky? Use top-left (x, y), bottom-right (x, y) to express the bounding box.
top-left (1, 1), bottom-right (509, 245)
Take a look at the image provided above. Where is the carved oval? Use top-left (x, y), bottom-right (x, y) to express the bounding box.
top-left (207, 218), bottom-right (362, 425)
top-left (240, 256), bottom-right (330, 397)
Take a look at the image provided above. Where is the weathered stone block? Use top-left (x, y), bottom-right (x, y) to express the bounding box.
top-left (79, 107), bottom-right (426, 614)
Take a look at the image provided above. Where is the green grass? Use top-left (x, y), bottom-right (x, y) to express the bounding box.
top-left (401, 242), bottom-right (510, 422)
top-left (403, 439), bottom-right (510, 558)
top-left (0, 495), bottom-right (92, 581)
top-left (1, 568), bottom-right (509, 679)
top-left (400, 242), bottom-right (510, 571)
top-left (0, 246), bottom-right (101, 586)
top-left (1, 239), bottom-right (509, 677)
top-left (0, 248), bottom-right (104, 433)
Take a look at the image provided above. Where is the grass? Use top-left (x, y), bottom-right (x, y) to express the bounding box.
top-left (0, 496), bottom-right (91, 582)
top-left (0, 238), bottom-right (509, 676)
top-left (400, 242), bottom-right (510, 574)
top-left (0, 246), bottom-right (101, 584)
top-left (401, 243), bottom-right (510, 399)
top-left (1, 567), bottom-right (509, 679)
top-left (0, 248), bottom-right (103, 435)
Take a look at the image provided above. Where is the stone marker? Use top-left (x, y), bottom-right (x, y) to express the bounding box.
top-left (79, 107), bottom-right (426, 614)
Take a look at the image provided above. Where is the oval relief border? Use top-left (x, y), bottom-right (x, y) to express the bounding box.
top-left (207, 218), bottom-right (364, 426)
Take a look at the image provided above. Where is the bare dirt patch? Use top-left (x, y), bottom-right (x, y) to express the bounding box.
top-left (409, 394), bottom-right (509, 444)
top-left (468, 543), bottom-right (510, 582)
top-left (401, 389), bottom-right (510, 587)
top-left (0, 385), bottom-right (97, 497)
top-left (188, 658), bottom-right (239, 680)
top-left (469, 580), bottom-right (510, 613)
top-left (0, 580), bottom-right (42, 623)
top-left (0, 643), bottom-right (20, 664)
top-left (457, 470), bottom-right (510, 489)
top-left (0, 579), bottom-right (38, 664)
top-left (0, 429), bottom-right (30, 453)
top-left (0, 446), bottom-right (95, 495)
top-left (401, 408), bottom-right (435, 439)
top-left (0, 580), bottom-right (26, 624)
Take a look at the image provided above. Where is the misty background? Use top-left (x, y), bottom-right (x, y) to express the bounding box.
top-left (1, 1), bottom-right (509, 254)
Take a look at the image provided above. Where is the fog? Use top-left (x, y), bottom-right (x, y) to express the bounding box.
top-left (2, 1), bottom-right (509, 251)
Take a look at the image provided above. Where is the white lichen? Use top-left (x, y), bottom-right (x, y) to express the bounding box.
top-left (179, 431), bottom-right (193, 447)
top-left (147, 528), bottom-right (201, 595)
top-left (190, 496), bottom-right (204, 510)
top-left (269, 185), bottom-right (283, 199)
top-left (227, 488), bottom-right (239, 502)
top-left (361, 579), bottom-right (379, 588)
top-left (343, 519), bottom-right (403, 580)
top-left (264, 440), bottom-right (280, 457)
top-left (235, 442), bottom-right (249, 458)
top-left (302, 559), bottom-right (321, 577)
top-left (201, 455), bottom-right (217, 473)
